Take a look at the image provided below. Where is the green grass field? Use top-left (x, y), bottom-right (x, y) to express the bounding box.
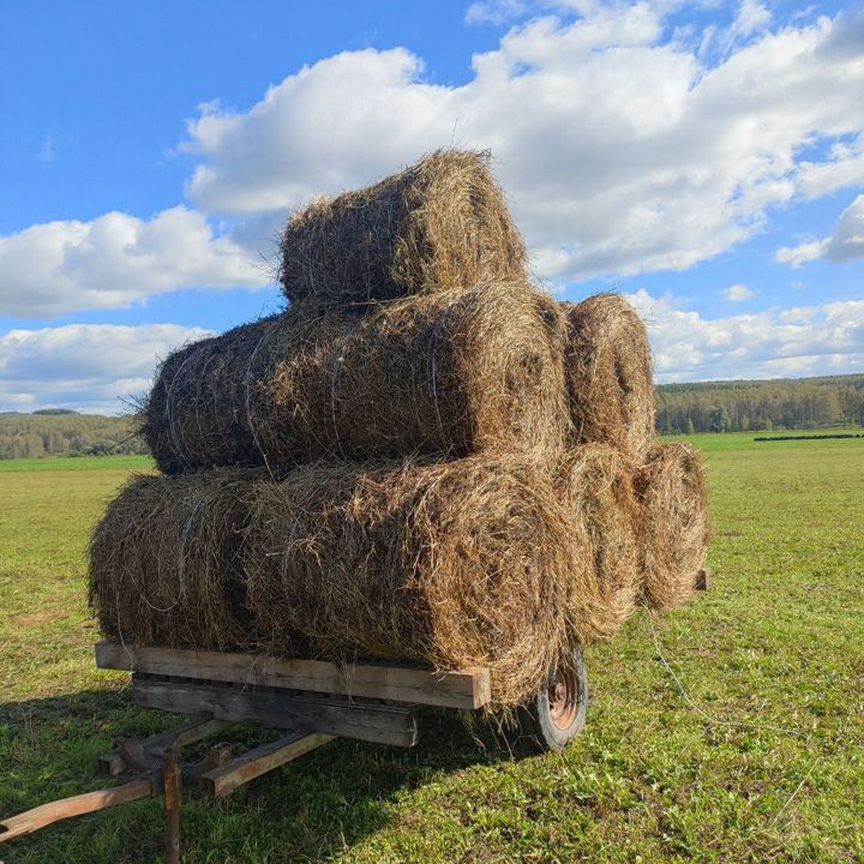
top-left (1, 436), bottom-right (862, 863)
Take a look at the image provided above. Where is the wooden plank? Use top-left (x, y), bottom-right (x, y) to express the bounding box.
top-left (199, 731), bottom-right (334, 798)
top-left (132, 676), bottom-right (418, 748)
top-left (0, 778), bottom-right (152, 843)
top-left (96, 642), bottom-right (490, 710)
top-left (98, 716), bottom-right (230, 776)
top-left (162, 747), bottom-right (181, 864)
top-left (694, 568), bottom-right (712, 591)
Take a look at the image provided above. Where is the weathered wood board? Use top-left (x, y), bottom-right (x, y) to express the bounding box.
top-left (132, 675), bottom-right (419, 747)
top-left (96, 642), bottom-right (490, 709)
top-left (198, 731), bottom-right (334, 797)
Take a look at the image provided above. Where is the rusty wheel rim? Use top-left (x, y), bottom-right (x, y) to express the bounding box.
top-left (548, 662), bottom-right (579, 730)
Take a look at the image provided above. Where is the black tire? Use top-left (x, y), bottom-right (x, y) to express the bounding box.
top-left (519, 646), bottom-right (588, 752)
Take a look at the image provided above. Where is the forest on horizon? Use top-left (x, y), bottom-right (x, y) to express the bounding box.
top-left (655, 372), bottom-right (864, 434)
top-left (1, 373), bottom-right (862, 459)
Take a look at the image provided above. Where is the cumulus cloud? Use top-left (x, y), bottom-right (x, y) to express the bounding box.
top-left (0, 206), bottom-right (266, 318)
top-left (629, 291), bottom-right (864, 381)
top-left (0, 323), bottom-right (212, 413)
top-left (775, 239), bottom-right (828, 268)
top-left (776, 194), bottom-right (864, 268)
top-left (179, 4), bottom-right (864, 285)
top-left (722, 0), bottom-right (771, 50)
top-left (724, 283), bottom-right (755, 302)
top-left (796, 134), bottom-right (864, 199)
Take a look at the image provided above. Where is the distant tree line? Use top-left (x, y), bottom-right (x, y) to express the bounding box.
top-left (1, 373), bottom-right (863, 459)
top-left (0, 411), bottom-right (147, 460)
top-left (656, 374), bottom-right (864, 434)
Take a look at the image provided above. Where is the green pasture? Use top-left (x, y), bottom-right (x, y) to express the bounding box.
top-left (0, 454), bottom-right (152, 473)
top-left (1, 434), bottom-right (862, 862)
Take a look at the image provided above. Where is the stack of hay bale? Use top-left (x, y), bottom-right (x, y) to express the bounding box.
top-left (89, 150), bottom-right (709, 709)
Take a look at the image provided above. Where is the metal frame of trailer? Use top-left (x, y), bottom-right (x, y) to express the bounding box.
top-left (0, 570), bottom-right (710, 861)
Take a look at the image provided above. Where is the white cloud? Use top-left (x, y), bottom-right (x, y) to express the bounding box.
top-left (776, 194), bottom-right (864, 268)
top-left (796, 135), bottom-right (864, 198)
top-left (182, 48), bottom-right (453, 217)
top-left (0, 206), bottom-right (266, 318)
top-left (466, 0), bottom-right (529, 25)
top-left (699, 0), bottom-right (773, 58)
top-left (724, 283), bottom-right (755, 302)
top-left (0, 323), bottom-right (213, 414)
top-left (725, 0), bottom-right (771, 45)
top-left (629, 290), bottom-right (864, 381)
top-left (177, 5), bottom-right (864, 287)
top-left (775, 238), bottom-right (828, 267)
top-left (827, 195), bottom-right (864, 262)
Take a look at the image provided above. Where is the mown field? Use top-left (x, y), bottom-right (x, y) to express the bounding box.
top-left (1, 435), bottom-right (862, 863)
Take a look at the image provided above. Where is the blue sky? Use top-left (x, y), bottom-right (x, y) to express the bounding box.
top-left (1, 0), bottom-right (863, 412)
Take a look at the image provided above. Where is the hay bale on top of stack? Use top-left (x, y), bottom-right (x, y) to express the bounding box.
top-left (277, 149), bottom-right (527, 308)
top-left (89, 148), bottom-right (709, 710)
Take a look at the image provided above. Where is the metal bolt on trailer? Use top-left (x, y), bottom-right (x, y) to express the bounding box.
top-left (0, 569), bottom-right (710, 857)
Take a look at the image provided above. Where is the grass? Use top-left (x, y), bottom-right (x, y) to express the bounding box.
top-left (0, 455), bottom-right (152, 473)
top-left (1, 435), bottom-right (863, 863)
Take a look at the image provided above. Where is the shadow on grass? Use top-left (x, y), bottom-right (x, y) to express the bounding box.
top-left (0, 688), bottom-right (537, 863)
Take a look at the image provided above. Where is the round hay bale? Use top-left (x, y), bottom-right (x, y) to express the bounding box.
top-left (88, 469), bottom-right (263, 650)
top-left (562, 293), bottom-right (655, 457)
top-left (143, 282), bottom-right (569, 473)
top-left (556, 444), bottom-right (641, 639)
top-left (245, 455), bottom-right (580, 708)
top-left (141, 315), bottom-right (291, 475)
top-left (278, 149), bottom-right (527, 308)
top-left (635, 442), bottom-right (710, 611)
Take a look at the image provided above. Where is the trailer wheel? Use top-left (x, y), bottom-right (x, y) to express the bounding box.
top-left (520, 647), bottom-right (588, 752)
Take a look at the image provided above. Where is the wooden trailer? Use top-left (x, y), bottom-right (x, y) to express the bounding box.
top-left (0, 640), bottom-right (589, 861)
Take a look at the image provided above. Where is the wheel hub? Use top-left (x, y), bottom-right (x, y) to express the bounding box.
top-left (548, 662), bottom-right (579, 730)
